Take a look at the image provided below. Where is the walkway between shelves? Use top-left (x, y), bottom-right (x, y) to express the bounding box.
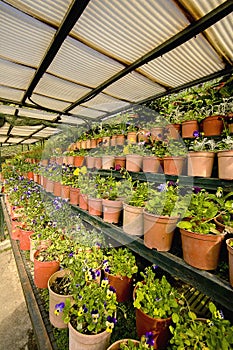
top-left (0, 239), bottom-right (38, 350)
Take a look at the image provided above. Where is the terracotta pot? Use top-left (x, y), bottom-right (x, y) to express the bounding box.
top-left (111, 135), bottom-right (117, 146)
top-left (102, 136), bottom-right (111, 147)
top-left (74, 155), bottom-right (85, 167)
top-left (34, 251), bottom-right (60, 289)
top-left (187, 152), bottom-right (215, 177)
top-left (29, 236), bottom-right (52, 263)
top-left (165, 124), bottom-right (181, 139)
top-left (11, 220), bottom-right (23, 240)
top-left (56, 156), bottom-right (63, 165)
top-left (33, 173), bottom-right (40, 184)
top-left (79, 193), bottom-right (88, 210)
top-left (151, 127), bottom-right (163, 142)
top-left (97, 137), bottom-right (103, 147)
top-left (142, 156), bottom-right (161, 173)
top-left (102, 155), bottom-right (115, 170)
top-left (46, 179), bottom-right (54, 193)
top-left (127, 132), bottom-right (137, 144)
top-left (53, 181), bottom-right (62, 197)
top-left (114, 156), bottom-right (126, 170)
top-left (88, 197), bottom-right (102, 216)
top-left (217, 150), bottom-right (233, 180)
top-left (61, 185), bottom-right (70, 200)
top-left (68, 322), bottom-right (111, 350)
top-left (48, 269), bottom-right (73, 328)
top-left (76, 141), bottom-right (81, 150)
top-left (27, 171), bottom-right (34, 181)
top-left (102, 199), bottom-right (123, 224)
top-left (135, 307), bottom-right (172, 350)
top-left (86, 139), bottom-right (91, 149)
top-left (85, 156), bottom-right (96, 169)
top-left (202, 115), bottom-right (223, 136)
top-left (163, 156), bottom-right (185, 175)
top-left (19, 228), bottom-right (34, 250)
top-left (116, 134), bottom-right (125, 146)
top-left (69, 187), bottom-right (80, 206)
top-left (126, 154), bottom-right (143, 172)
top-left (81, 140), bottom-right (87, 149)
top-left (123, 203), bottom-right (144, 236)
top-left (180, 228), bottom-right (225, 270)
top-left (67, 155), bottom-right (74, 166)
top-left (143, 212), bottom-right (179, 251)
top-left (181, 120), bottom-right (199, 138)
top-left (94, 157), bottom-right (102, 169)
top-left (105, 272), bottom-right (133, 303)
top-left (226, 238), bottom-right (233, 287)
top-left (214, 216), bottom-right (233, 234)
top-left (107, 339), bottom-right (139, 350)
top-left (90, 139), bottom-right (97, 148)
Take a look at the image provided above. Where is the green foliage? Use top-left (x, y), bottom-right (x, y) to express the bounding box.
top-left (168, 302), bottom-right (233, 350)
top-left (133, 266), bottom-right (182, 319)
top-left (103, 247), bottom-right (138, 278)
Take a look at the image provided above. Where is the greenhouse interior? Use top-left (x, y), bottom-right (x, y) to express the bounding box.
top-left (0, 0), bottom-right (233, 349)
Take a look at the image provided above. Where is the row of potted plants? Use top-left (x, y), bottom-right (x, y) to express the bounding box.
top-left (2, 155), bottom-right (233, 349)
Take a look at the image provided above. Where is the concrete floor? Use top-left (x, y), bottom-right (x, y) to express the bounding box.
top-left (0, 239), bottom-right (38, 350)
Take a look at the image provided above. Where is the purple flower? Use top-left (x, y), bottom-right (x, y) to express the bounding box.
top-left (54, 302), bottom-right (65, 315)
top-left (193, 186), bottom-right (201, 194)
top-left (115, 164), bottom-right (122, 171)
top-left (106, 315), bottom-right (117, 325)
top-left (145, 331), bottom-right (155, 346)
top-left (68, 252), bottom-right (74, 257)
top-left (193, 130), bottom-right (200, 138)
top-left (157, 183), bottom-right (166, 192)
top-left (109, 286), bottom-right (116, 293)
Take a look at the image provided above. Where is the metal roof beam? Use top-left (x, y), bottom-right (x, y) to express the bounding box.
top-left (65, 0), bottom-right (233, 112)
top-left (138, 66), bottom-right (233, 105)
top-left (21, 0), bottom-right (91, 104)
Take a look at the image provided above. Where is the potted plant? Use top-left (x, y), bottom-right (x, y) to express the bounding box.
top-left (103, 247), bottom-right (138, 302)
top-left (163, 139), bottom-right (187, 175)
top-left (133, 266), bottom-right (182, 350)
top-left (216, 135), bottom-right (233, 180)
top-left (226, 238), bottom-right (233, 287)
top-left (142, 141), bottom-right (166, 173)
top-left (123, 143), bottom-right (146, 172)
top-left (107, 334), bottom-right (154, 350)
top-left (100, 175), bottom-right (123, 224)
top-left (169, 302), bottom-right (233, 349)
top-left (177, 187), bottom-right (226, 270)
top-left (123, 178), bottom-right (150, 236)
top-left (143, 181), bottom-right (190, 251)
top-left (73, 166), bottom-right (89, 210)
top-left (63, 280), bottom-right (118, 350)
top-left (186, 133), bottom-right (216, 177)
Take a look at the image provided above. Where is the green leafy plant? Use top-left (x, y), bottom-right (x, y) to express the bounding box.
top-left (103, 247), bottom-right (138, 278)
top-left (144, 181), bottom-right (190, 217)
top-left (133, 266), bottom-right (182, 319)
top-left (63, 280), bottom-right (118, 335)
top-left (168, 302), bottom-right (233, 350)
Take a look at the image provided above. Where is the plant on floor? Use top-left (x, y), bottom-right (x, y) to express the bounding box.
top-left (63, 280), bottom-right (118, 335)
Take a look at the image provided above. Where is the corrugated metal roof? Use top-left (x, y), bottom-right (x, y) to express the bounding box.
top-left (0, 0), bottom-right (232, 145)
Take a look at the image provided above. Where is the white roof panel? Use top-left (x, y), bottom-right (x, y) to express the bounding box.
top-left (10, 126), bottom-right (43, 137)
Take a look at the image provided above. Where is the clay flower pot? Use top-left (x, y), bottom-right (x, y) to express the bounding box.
top-left (73, 155), bottom-right (85, 167)
top-left (123, 203), bottom-right (144, 236)
top-left (48, 269), bottom-right (73, 328)
top-left (126, 154), bottom-right (143, 172)
top-left (143, 212), bottom-right (179, 251)
top-left (163, 156), bottom-right (185, 175)
top-left (102, 199), bottom-right (123, 224)
top-left (53, 181), bottom-right (62, 197)
top-left (217, 150), bottom-right (233, 180)
top-left (105, 272), bottom-right (133, 303)
top-left (202, 115), bottom-right (223, 136)
top-left (79, 193), bottom-right (88, 210)
top-left (226, 238), bottom-right (233, 288)
top-left (142, 156), bottom-right (161, 173)
top-left (61, 185), bottom-right (70, 200)
top-left (68, 322), bottom-right (111, 350)
top-left (181, 120), bottom-right (199, 138)
top-left (187, 151), bottom-right (215, 177)
top-left (180, 228), bottom-right (226, 270)
top-left (19, 228), bottom-right (34, 251)
top-left (102, 155), bottom-right (115, 170)
top-left (69, 187), bottom-right (80, 206)
top-left (88, 197), bottom-right (102, 217)
top-left (107, 339), bottom-right (139, 350)
top-left (34, 251), bottom-right (60, 289)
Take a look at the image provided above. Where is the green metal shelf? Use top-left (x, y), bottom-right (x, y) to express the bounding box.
top-left (70, 203), bottom-right (233, 317)
top-left (96, 169), bottom-right (233, 191)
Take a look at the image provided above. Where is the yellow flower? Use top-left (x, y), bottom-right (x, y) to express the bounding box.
top-left (73, 168), bottom-right (80, 176)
